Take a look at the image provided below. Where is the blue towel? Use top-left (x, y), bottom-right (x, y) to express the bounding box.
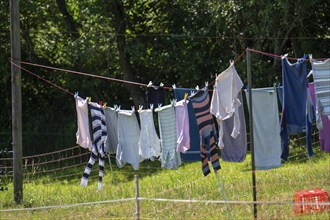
top-left (280, 55), bottom-right (309, 160)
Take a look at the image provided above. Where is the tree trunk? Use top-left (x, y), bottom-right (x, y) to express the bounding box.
top-left (55, 0), bottom-right (81, 40)
top-left (110, 0), bottom-right (145, 107)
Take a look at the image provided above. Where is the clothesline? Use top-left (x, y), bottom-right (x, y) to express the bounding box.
top-left (11, 62), bottom-right (74, 96)
top-left (12, 48), bottom-right (330, 97)
top-left (19, 49), bottom-right (250, 89)
top-left (247, 48), bottom-right (330, 61)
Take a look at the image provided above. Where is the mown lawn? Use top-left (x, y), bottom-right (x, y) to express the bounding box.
top-left (0, 147), bottom-right (329, 219)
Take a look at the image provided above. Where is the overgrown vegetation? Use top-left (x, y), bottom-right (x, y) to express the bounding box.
top-left (1, 1), bottom-right (329, 154)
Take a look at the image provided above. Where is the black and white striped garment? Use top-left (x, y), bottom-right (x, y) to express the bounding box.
top-left (81, 102), bottom-right (107, 190)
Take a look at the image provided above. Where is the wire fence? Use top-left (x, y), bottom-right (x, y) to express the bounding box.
top-left (0, 130), bottom-right (329, 219)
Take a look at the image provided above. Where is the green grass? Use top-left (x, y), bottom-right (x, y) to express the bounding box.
top-left (0, 149), bottom-right (329, 219)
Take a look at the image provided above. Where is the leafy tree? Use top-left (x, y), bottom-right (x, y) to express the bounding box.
top-left (1, 0), bottom-right (329, 154)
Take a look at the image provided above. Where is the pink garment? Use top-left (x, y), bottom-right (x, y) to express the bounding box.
top-left (309, 83), bottom-right (330, 153)
top-left (175, 99), bottom-right (190, 153)
top-left (75, 95), bottom-right (93, 150)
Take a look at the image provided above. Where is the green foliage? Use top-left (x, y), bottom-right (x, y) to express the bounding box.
top-left (0, 1), bottom-right (329, 154)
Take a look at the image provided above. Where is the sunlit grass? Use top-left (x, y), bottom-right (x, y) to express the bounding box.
top-left (0, 147), bottom-right (329, 219)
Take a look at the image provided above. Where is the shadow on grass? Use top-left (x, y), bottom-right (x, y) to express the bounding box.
top-left (240, 145), bottom-right (328, 172)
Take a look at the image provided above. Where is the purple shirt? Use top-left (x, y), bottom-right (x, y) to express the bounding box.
top-left (309, 83), bottom-right (330, 153)
top-left (175, 99), bottom-right (190, 153)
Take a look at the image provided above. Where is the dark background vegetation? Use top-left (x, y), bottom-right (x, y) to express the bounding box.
top-left (0, 0), bottom-right (329, 155)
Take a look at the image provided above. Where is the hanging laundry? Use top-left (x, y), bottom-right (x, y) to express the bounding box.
top-left (310, 58), bottom-right (330, 121)
top-left (306, 87), bottom-right (315, 157)
top-left (155, 104), bottom-right (182, 169)
top-left (221, 92), bottom-right (247, 162)
top-left (173, 87), bottom-right (200, 161)
top-left (174, 99), bottom-right (190, 153)
top-left (309, 83), bottom-right (330, 153)
top-left (104, 107), bottom-right (118, 154)
top-left (138, 107), bottom-right (161, 160)
top-left (190, 87), bottom-right (221, 176)
top-left (116, 109), bottom-right (142, 170)
top-left (146, 83), bottom-right (166, 108)
top-left (74, 95), bottom-right (93, 150)
top-left (210, 62), bottom-right (244, 149)
top-left (245, 88), bottom-right (282, 170)
top-left (278, 84), bottom-right (314, 158)
top-left (280, 55), bottom-right (309, 160)
top-left (81, 102), bottom-right (107, 190)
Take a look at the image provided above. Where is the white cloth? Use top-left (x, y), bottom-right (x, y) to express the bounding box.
top-left (104, 107), bottom-right (118, 154)
top-left (245, 88), bottom-right (282, 170)
top-left (74, 95), bottom-right (93, 150)
top-left (116, 109), bottom-right (142, 170)
top-left (210, 63), bottom-right (243, 148)
top-left (138, 109), bottom-right (161, 160)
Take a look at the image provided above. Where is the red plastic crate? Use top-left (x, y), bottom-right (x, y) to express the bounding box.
top-left (294, 188), bottom-right (329, 214)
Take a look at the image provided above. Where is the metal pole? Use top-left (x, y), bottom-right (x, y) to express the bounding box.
top-left (215, 172), bottom-right (232, 220)
top-left (135, 174), bottom-right (140, 220)
top-left (10, 0), bottom-right (23, 204)
top-left (247, 48), bottom-right (257, 218)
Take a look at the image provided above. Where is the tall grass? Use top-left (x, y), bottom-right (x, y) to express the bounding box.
top-left (0, 148), bottom-right (329, 219)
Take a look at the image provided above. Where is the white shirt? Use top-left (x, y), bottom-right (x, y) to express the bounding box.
top-left (138, 109), bottom-right (161, 160)
top-left (210, 63), bottom-right (243, 148)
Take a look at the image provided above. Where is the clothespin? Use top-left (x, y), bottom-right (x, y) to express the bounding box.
top-left (172, 84), bottom-right (176, 89)
top-left (138, 105), bottom-right (143, 112)
top-left (307, 70), bottom-right (313, 78)
top-left (74, 92), bottom-right (79, 98)
top-left (281, 53), bottom-right (288, 59)
top-left (87, 97), bottom-right (92, 103)
top-left (131, 106), bottom-right (135, 112)
top-left (150, 104), bottom-right (154, 110)
top-left (116, 105), bottom-right (121, 111)
top-left (147, 81), bottom-right (153, 87)
top-left (195, 85), bottom-right (199, 90)
top-left (205, 81), bottom-right (209, 88)
top-left (99, 100), bottom-right (103, 106)
top-left (230, 60), bottom-right (234, 65)
top-left (184, 93), bottom-right (188, 100)
top-left (159, 82), bottom-right (164, 87)
top-left (158, 103), bottom-right (163, 109)
top-left (103, 102), bottom-right (107, 108)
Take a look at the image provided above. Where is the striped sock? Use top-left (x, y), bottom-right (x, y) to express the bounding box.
top-left (81, 145), bottom-right (98, 186)
top-left (210, 131), bottom-right (221, 172)
top-left (98, 154), bottom-right (105, 190)
top-left (200, 146), bottom-right (211, 176)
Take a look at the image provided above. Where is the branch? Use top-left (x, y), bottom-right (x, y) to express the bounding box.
top-left (55, 0), bottom-right (81, 39)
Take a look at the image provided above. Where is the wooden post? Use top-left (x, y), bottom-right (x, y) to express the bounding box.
top-left (247, 48), bottom-right (257, 218)
top-left (135, 174), bottom-right (140, 220)
top-left (10, 0), bottom-right (23, 204)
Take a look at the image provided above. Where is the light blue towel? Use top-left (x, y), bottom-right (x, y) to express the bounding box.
top-left (245, 88), bottom-right (281, 170)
